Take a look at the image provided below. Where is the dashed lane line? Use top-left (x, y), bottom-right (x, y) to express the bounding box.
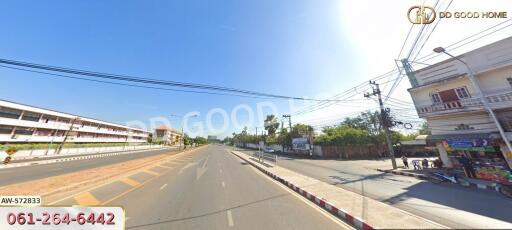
top-left (227, 210), bottom-right (234, 227)
top-left (160, 184), bottom-right (168, 190)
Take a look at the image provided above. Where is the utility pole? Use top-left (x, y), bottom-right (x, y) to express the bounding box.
top-left (180, 127), bottom-right (184, 150)
top-left (283, 114), bottom-right (292, 152)
top-left (364, 81), bottom-right (397, 169)
top-left (56, 117), bottom-right (79, 155)
top-left (283, 115), bottom-right (292, 132)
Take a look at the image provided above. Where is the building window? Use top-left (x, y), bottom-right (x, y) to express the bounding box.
top-left (431, 93), bottom-right (442, 103)
top-left (43, 115), bottom-right (57, 123)
top-left (0, 125), bottom-right (13, 134)
top-left (455, 87), bottom-right (470, 99)
top-left (14, 127), bottom-right (35, 135)
top-left (21, 111), bottom-right (41, 122)
top-left (0, 107), bottom-right (22, 119)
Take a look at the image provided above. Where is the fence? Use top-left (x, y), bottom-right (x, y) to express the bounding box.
top-left (7, 144), bottom-right (167, 159)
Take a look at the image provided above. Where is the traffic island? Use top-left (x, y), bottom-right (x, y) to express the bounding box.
top-left (232, 150), bottom-right (446, 229)
top-left (0, 146), bottom-right (206, 204)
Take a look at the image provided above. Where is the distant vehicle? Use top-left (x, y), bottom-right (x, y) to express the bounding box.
top-left (263, 148), bottom-right (275, 153)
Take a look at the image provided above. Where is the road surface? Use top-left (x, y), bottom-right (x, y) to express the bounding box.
top-left (268, 151), bottom-right (512, 229)
top-left (104, 145), bottom-right (352, 229)
top-left (0, 148), bottom-right (174, 186)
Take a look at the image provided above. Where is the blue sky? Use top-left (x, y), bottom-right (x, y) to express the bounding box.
top-left (0, 0), bottom-right (358, 136)
top-left (2, 0), bottom-right (510, 137)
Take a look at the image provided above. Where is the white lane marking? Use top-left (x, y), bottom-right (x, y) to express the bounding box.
top-left (227, 210), bottom-right (234, 227)
top-left (160, 184), bottom-right (168, 190)
top-left (244, 162), bottom-right (355, 229)
top-left (220, 169), bottom-right (223, 174)
top-left (196, 155), bottom-right (209, 180)
top-left (222, 181), bottom-right (226, 188)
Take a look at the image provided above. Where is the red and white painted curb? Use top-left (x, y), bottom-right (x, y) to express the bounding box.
top-left (232, 151), bottom-right (375, 230)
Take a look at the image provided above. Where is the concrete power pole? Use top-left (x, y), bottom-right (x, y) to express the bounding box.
top-left (283, 115), bottom-right (292, 152)
top-left (56, 117), bottom-right (79, 155)
top-left (283, 115), bottom-right (292, 132)
top-left (364, 81), bottom-right (397, 169)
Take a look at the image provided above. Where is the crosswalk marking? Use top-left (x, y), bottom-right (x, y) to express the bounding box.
top-left (74, 192), bottom-right (100, 205)
top-left (120, 177), bottom-right (141, 187)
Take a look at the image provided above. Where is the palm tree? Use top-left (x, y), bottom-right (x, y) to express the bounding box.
top-left (264, 115), bottom-right (279, 135)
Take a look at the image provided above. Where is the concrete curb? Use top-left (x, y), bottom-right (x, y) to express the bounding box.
top-left (377, 169), bottom-right (504, 194)
top-left (0, 148), bottom-right (170, 169)
top-left (232, 151), bottom-right (375, 230)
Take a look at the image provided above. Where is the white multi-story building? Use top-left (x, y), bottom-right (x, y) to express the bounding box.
top-left (408, 37), bottom-right (512, 183)
top-left (0, 100), bottom-right (150, 144)
top-left (154, 125), bottom-right (182, 146)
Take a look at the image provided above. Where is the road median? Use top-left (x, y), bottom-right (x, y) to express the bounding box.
top-left (0, 146), bottom-right (206, 204)
top-left (231, 150), bottom-right (446, 230)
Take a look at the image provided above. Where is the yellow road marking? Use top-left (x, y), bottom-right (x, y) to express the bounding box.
top-left (50, 146), bottom-right (208, 206)
top-left (120, 177), bottom-right (141, 187)
top-left (144, 170), bottom-right (160, 176)
top-left (74, 192), bottom-right (100, 205)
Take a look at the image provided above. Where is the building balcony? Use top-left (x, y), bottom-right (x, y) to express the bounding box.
top-left (0, 118), bottom-right (148, 138)
top-left (417, 89), bottom-right (512, 117)
top-left (0, 134), bottom-right (147, 143)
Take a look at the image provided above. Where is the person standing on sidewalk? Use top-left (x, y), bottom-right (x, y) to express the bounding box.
top-left (459, 154), bottom-right (476, 178)
top-left (401, 155), bottom-right (409, 169)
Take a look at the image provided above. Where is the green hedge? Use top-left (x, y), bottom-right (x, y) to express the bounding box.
top-left (0, 142), bottom-right (150, 151)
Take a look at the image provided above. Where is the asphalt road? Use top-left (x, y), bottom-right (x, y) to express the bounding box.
top-left (0, 148), bottom-right (175, 186)
top-left (268, 152), bottom-right (512, 229)
top-left (106, 145), bottom-right (352, 230)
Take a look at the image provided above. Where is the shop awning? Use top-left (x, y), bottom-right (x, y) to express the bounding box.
top-left (426, 133), bottom-right (501, 141)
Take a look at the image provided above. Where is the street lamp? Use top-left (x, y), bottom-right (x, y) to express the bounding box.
top-left (433, 47), bottom-right (512, 158)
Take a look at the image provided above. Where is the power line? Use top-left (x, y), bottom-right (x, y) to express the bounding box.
top-left (410, 0), bottom-right (450, 61)
top-left (0, 58), bottom-right (342, 102)
top-left (416, 17), bottom-right (512, 63)
top-left (0, 65), bottom-right (279, 100)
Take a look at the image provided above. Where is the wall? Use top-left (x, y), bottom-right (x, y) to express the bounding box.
top-left (426, 111), bottom-right (497, 135)
top-left (413, 37), bottom-right (512, 86)
top-left (319, 145), bottom-right (384, 159)
top-left (10, 144), bottom-right (166, 159)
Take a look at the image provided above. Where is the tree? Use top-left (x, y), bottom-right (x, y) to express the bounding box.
top-left (264, 114), bottom-right (279, 136)
top-left (418, 122), bottom-right (431, 135)
top-left (290, 124), bottom-right (313, 138)
top-left (183, 134), bottom-right (191, 146)
top-left (193, 136), bottom-right (207, 145)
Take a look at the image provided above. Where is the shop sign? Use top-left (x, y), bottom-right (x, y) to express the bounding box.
top-left (292, 137), bottom-right (309, 150)
top-left (444, 138), bottom-right (496, 152)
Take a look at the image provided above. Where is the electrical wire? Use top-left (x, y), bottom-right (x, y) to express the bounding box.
top-left (0, 59), bottom-right (342, 102)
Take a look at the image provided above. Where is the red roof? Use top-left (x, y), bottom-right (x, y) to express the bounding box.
top-left (155, 125), bottom-right (180, 133)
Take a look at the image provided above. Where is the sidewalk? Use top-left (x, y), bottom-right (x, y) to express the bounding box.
top-left (231, 150), bottom-right (446, 229)
top-left (377, 167), bottom-right (502, 193)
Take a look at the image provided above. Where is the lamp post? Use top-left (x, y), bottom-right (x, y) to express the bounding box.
top-left (434, 47), bottom-right (512, 164)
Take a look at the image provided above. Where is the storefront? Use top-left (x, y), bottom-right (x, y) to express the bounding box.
top-left (440, 137), bottom-right (512, 185)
